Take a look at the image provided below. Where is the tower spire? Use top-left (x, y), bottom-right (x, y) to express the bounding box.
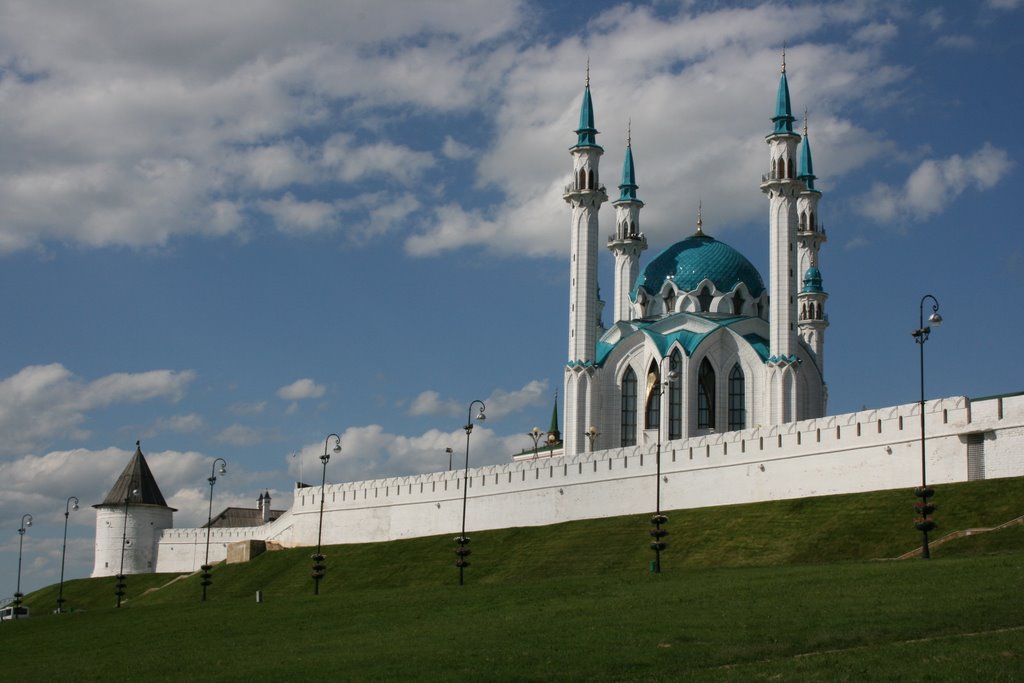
top-left (695, 200), bottom-right (704, 236)
top-left (618, 121), bottom-right (639, 201)
top-left (771, 46), bottom-right (795, 135)
top-left (798, 109), bottom-right (817, 190)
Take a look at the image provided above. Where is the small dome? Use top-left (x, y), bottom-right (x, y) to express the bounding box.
top-left (802, 266), bottom-right (824, 293)
top-left (632, 233), bottom-right (765, 300)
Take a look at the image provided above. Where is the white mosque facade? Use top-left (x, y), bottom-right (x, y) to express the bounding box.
top-left (92, 63), bottom-right (1024, 577)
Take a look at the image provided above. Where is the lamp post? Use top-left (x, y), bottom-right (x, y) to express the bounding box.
top-left (116, 488), bottom-right (138, 608)
top-left (56, 497), bottom-right (79, 613)
top-left (455, 400), bottom-right (486, 586)
top-left (13, 514), bottom-right (32, 619)
top-left (446, 447), bottom-right (454, 471)
top-left (912, 294), bottom-right (943, 559)
top-left (313, 434), bottom-right (341, 595)
top-left (201, 458), bottom-right (227, 602)
top-left (650, 358), bottom-right (679, 573)
top-left (585, 426), bottom-right (600, 452)
top-left (528, 426), bottom-right (544, 459)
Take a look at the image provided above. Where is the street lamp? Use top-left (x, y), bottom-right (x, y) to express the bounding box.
top-left (585, 426), bottom-right (600, 452)
top-left (201, 458), bottom-right (227, 602)
top-left (528, 426), bottom-right (544, 459)
top-left (313, 434), bottom-right (341, 595)
top-left (115, 487), bottom-right (139, 608)
top-left (649, 358), bottom-right (679, 573)
top-left (455, 400), bottom-right (486, 586)
top-left (446, 447), bottom-right (454, 471)
top-left (912, 294), bottom-right (943, 559)
top-left (56, 497), bottom-right (79, 613)
top-left (13, 514), bottom-right (32, 619)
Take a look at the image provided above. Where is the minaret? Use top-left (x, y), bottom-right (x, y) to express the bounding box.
top-left (608, 122), bottom-right (647, 324)
top-left (796, 112), bottom-right (828, 392)
top-left (563, 65), bottom-right (608, 455)
top-left (759, 49), bottom-right (802, 424)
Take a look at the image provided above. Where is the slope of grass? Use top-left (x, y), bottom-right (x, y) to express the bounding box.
top-left (4, 477), bottom-right (1021, 681)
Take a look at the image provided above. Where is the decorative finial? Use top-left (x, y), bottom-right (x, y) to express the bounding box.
top-left (586, 57), bottom-right (590, 87)
top-left (627, 118), bottom-right (631, 146)
top-left (781, 43), bottom-right (786, 73)
top-left (803, 108), bottom-right (808, 136)
top-left (696, 200), bottom-right (704, 236)
top-left (136, 440), bottom-right (140, 447)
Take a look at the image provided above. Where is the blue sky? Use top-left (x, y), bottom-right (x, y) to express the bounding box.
top-left (1, 0), bottom-right (1021, 595)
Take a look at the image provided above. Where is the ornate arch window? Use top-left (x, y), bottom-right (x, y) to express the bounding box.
top-left (578, 168), bottom-right (586, 190)
top-left (728, 364), bottom-right (745, 431)
top-left (697, 358), bottom-right (716, 430)
top-left (644, 362), bottom-right (660, 430)
top-left (664, 290), bottom-right (677, 314)
top-left (621, 367), bottom-right (637, 447)
top-left (588, 169), bottom-right (595, 190)
top-left (697, 286), bottom-right (713, 313)
top-left (668, 350), bottom-right (682, 440)
top-left (732, 290), bottom-right (745, 316)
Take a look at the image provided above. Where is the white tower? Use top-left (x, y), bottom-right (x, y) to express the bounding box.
top-left (796, 113), bottom-right (828, 397)
top-left (760, 52), bottom-right (802, 424)
top-left (563, 68), bottom-right (607, 455)
top-left (92, 442), bottom-right (175, 577)
top-left (608, 124), bottom-right (647, 324)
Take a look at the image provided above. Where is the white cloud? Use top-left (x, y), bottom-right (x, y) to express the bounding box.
top-left (858, 143), bottom-right (1013, 224)
top-left (258, 193), bottom-right (340, 234)
top-left (408, 380), bottom-right (548, 418)
top-left (150, 413), bottom-right (205, 435)
top-left (988, 0), bottom-right (1020, 9)
top-left (852, 22), bottom-right (898, 44)
top-left (442, 135), bottom-right (476, 160)
top-left (228, 401), bottom-right (267, 416)
top-left (276, 378), bottom-right (326, 400)
top-left (0, 364), bottom-right (195, 456)
top-left (409, 390), bottom-right (462, 417)
top-left (215, 423), bottom-right (265, 446)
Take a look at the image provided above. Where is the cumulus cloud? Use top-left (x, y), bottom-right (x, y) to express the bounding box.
top-left (276, 378), bottom-right (327, 400)
top-left (258, 193), bottom-right (341, 234)
top-left (408, 380), bottom-right (548, 418)
top-left (0, 364), bottom-right (195, 456)
top-left (852, 22), bottom-right (898, 43)
top-left (228, 401), bottom-right (267, 416)
top-left (858, 143), bottom-right (1013, 225)
top-left (149, 413), bottom-right (205, 435)
top-left (214, 423), bottom-right (265, 446)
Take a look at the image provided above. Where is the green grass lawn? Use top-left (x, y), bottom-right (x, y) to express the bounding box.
top-left (5, 477), bottom-right (1023, 681)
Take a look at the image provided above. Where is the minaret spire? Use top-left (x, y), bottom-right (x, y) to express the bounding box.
top-left (695, 200), bottom-right (704, 236)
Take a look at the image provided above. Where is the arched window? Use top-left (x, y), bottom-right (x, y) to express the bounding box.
top-left (668, 350), bottom-right (682, 440)
top-left (645, 363), bottom-right (660, 430)
top-left (697, 286), bottom-right (713, 313)
top-left (809, 211), bottom-right (816, 231)
top-left (664, 290), bottom-right (677, 314)
top-left (799, 212), bottom-right (806, 231)
top-left (787, 158), bottom-right (794, 179)
top-left (697, 358), bottom-right (716, 430)
top-left (621, 367), bottom-right (637, 447)
top-left (801, 302), bottom-right (807, 320)
top-left (728, 364), bottom-right (745, 431)
top-left (588, 169), bottom-right (595, 190)
top-left (578, 168), bottom-right (586, 190)
top-left (776, 157), bottom-right (784, 178)
top-left (732, 291), bottom-right (745, 315)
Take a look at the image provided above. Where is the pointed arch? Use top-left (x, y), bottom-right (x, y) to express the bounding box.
top-left (697, 286), bottom-right (713, 313)
top-left (668, 349), bottom-right (683, 440)
top-left (732, 289), bottom-right (746, 315)
top-left (588, 169), bottom-right (595, 190)
top-left (621, 367), bottom-right (638, 447)
top-left (697, 358), bottom-right (716, 430)
top-left (728, 364), bottom-right (745, 431)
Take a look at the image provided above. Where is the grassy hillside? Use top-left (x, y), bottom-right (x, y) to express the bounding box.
top-left (6, 477), bottom-right (1023, 681)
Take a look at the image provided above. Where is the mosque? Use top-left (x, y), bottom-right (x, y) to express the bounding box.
top-left (92, 60), bottom-right (1023, 578)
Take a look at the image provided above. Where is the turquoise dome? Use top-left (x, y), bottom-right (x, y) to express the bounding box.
top-left (802, 266), bottom-right (824, 293)
top-left (632, 234), bottom-right (765, 299)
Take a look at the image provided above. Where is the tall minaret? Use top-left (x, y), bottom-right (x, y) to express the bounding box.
top-left (759, 49), bottom-right (802, 424)
top-left (563, 65), bottom-right (608, 455)
top-left (796, 112), bottom-right (828, 393)
top-left (608, 122), bottom-right (647, 324)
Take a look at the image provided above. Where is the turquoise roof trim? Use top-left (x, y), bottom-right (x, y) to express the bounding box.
top-left (573, 85), bottom-right (601, 148)
top-left (771, 71), bottom-right (795, 135)
top-left (594, 315), bottom-right (766, 366)
top-left (618, 143), bottom-right (639, 201)
top-left (632, 234), bottom-right (766, 299)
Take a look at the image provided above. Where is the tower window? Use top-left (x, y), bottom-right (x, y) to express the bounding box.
top-left (578, 168), bottom-right (586, 190)
top-left (588, 169), bottom-right (595, 190)
top-left (728, 364), bottom-right (745, 431)
top-left (664, 290), bottom-right (676, 314)
top-left (621, 367), bottom-right (637, 447)
top-left (697, 358), bottom-right (716, 430)
top-left (732, 291), bottom-right (745, 315)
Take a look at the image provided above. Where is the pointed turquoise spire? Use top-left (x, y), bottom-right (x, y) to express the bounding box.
top-left (771, 46), bottom-right (795, 135)
top-left (618, 121), bottom-right (639, 201)
top-left (574, 61), bottom-right (600, 148)
top-left (798, 111), bottom-right (817, 190)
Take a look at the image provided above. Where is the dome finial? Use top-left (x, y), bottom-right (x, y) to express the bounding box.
top-left (781, 42), bottom-right (787, 73)
top-left (695, 200), bottom-right (704, 236)
top-left (627, 117), bottom-right (631, 147)
top-left (803, 108), bottom-right (808, 136)
top-left (586, 56), bottom-right (590, 87)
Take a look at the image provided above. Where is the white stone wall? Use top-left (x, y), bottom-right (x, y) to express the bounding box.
top-left (151, 394), bottom-right (1024, 574)
top-left (92, 504), bottom-right (173, 577)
